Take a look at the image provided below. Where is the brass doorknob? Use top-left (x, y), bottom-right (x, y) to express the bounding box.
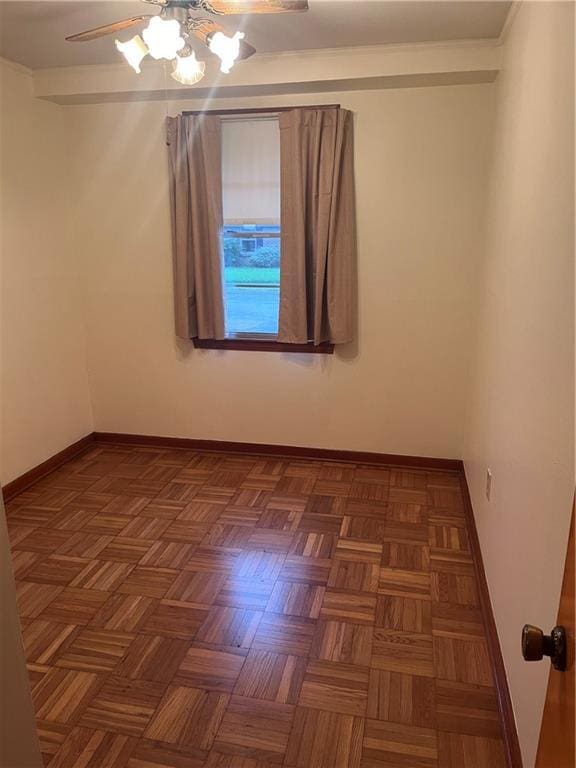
top-left (522, 624), bottom-right (567, 671)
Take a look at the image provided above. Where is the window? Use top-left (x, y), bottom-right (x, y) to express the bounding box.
top-left (221, 117), bottom-right (281, 337)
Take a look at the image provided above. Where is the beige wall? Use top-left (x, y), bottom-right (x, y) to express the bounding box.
top-left (0, 61), bottom-right (93, 484)
top-left (0, 496), bottom-right (42, 768)
top-left (66, 84), bottom-right (493, 459)
top-left (464, 3), bottom-right (575, 766)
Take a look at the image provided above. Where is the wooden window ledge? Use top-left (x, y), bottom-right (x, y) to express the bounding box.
top-left (193, 338), bottom-right (334, 354)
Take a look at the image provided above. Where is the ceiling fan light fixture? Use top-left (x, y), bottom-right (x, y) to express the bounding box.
top-left (115, 34), bottom-right (149, 73)
top-left (208, 30), bottom-right (245, 73)
top-left (142, 16), bottom-right (185, 60)
top-left (171, 51), bottom-right (206, 85)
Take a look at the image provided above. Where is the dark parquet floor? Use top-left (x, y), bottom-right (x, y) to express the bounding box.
top-left (5, 443), bottom-right (508, 767)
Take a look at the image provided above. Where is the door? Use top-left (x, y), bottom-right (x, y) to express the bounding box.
top-left (535, 503), bottom-right (575, 768)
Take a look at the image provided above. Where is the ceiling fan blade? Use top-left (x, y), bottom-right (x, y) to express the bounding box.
top-left (191, 20), bottom-right (257, 61)
top-left (66, 16), bottom-right (153, 42)
top-left (205, 0), bottom-right (308, 14)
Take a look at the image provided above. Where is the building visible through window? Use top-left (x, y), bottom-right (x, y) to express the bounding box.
top-left (221, 116), bottom-right (281, 336)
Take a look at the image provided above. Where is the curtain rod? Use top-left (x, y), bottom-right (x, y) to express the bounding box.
top-left (182, 104), bottom-right (340, 116)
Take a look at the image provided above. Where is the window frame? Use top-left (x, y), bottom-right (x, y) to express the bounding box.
top-left (185, 104), bottom-right (340, 355)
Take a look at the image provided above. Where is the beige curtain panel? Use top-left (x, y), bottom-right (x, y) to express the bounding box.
top-left (278, 108), bottom-right (356, 345)
top-left (166, 115), bottom-right (225, 340)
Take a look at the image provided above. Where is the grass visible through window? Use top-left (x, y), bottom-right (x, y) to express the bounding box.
top-left (223, 224), bottom-right (280, 336)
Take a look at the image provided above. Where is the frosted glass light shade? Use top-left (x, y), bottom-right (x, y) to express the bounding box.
top-left (142, 16), bottom-right (185, 60)
top-left (208, 31), bottom-right (245, 74)
top-left (171, 52), bottom-right (206, 85)
top-left (115, 35), bottom-right (148, 73)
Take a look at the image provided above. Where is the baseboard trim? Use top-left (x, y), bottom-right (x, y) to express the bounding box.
top-left (93, 432), bottom-right (463, 472)
top-left (460, 472), bottom-right (523, 768)
top-left (1, 434), bottom-right (96, 502)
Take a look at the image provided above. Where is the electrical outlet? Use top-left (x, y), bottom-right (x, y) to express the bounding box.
top-left (486, 469), bottom-right (492, 501)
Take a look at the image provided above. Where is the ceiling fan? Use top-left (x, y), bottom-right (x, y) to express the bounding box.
top-left (66, 1), bottom-right (309, 84)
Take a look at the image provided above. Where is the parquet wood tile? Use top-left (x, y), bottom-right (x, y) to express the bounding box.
top-left (70, 560), bottom-right (136, 591)
top-left (288, 531), bottom-right (335, 558)
top-left (55, 532), bottom-right (114, 559)
top-left (117, 566), bottom-right (180, 599)
top-left (371, 629), bottom-right (434, 677)
top-left (81, 512), bottom-right (134, 535)
top-left (431, 571), bottom-right (479, 606)
top-left (163, 519), bottom-right (212, 543)
top-left (167, 570), bottom-right (227, 605)
top-left (279, 555), bottom-right (331, 585)
top-left (220, 509), bottom-right (262, 527)
top-left (204, 751), bottom-right (278, 768)
top-left (266, 580), bottom-right (325, 619)
top-left (115, 636), bottom-right (190, 682)
top-left (35, 720), bottom-right (71, 764)
top-left (173, 645), bottom-right (247, 692)
top-left (285, 707), bottom-right (364, 768)
top-left (90, 594), bottom-right (157, 632)
top-left (140, 541), bottom-right (197, 569)
top-left (299, 660), bottom-right (369, 716)
top-left (378, 567), bottom-right (431, 600)
top-left (22, 620), bottom-right (78, 665)
top-left (145, 686), bottom-right (229, 750)
top-left (48, 727), bottom-right (138, 768)
top-left (16, 582), bottom-right (65, 619)
top-left (32, 668), bottom-right (102, 724)
top-left (328, 559), bottom-right (379, 593)
top-left (213, 696), bottom-right (294, 764)
top-left (434, 636), bottom-right (493, 686)
top-left (99, 536), bottom-right (156, 563)
top-left (375, 595), bottom-right (432, 633)
top-left (10, 549), bottom-right (43, 579)
top-left (128, 739), bottom-right (207, 768)
top-left (246, 529), bottom-right (294, 553)
top-left (437, 732), bottom-right (507, 768)
top-left (233, 550), bottom-right (286, 581)
top-left (24, 555), bottom-right (91, 586)
top-left (176, 502), bottom-right (223, 524)
top-left (381, 542), bottom-right (430, 571)
top-left (120, 516), bottom-right (173, 540)
top-left (252, 614), bottom-right (316, 657)
top-left (311, 621), bottom-right (373, 666)
top-left (257, 508), bottom-right (301, 532)
top-left (196, 606), bottom-right (262, 648)
top-left (367, 669), bottom-right (435, 727)
top-left (7, 448), bottom-right (507, 768)
top-left (143, 600), bottom-right (209, 639)
top-left (79, 676), bottom-right (167, 736)
top-left (14, 529), bottom-right (74, 554)
top-left (233, 649), bottom-right (305, 703)
top-left (431, 603), bottom-right (484, 640)
top-left (320, 590), bottom-right (377, 624)
top-left (348, 482), bottom-right (387, 502)
top-left (340, 516), bottom-right (386, 541)
top-left (101, 495), bottom-right (153, 518)
top-left (435, 679), bottom-right (502, 739)
top-left (55, 629), bottom-right (134, 673)
top-left (387, 502), bottom-right (425, 524)
top-left (6, 523), bottom-right (37, 547)
top-left (215, 577), bottom-right (275, 610)
top-left (362, 719), bottom-right (437, 768)
top-left (184, 546), bottom-right (240, 574)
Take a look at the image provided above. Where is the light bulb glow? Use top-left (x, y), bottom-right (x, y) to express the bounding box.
top-left (115, 35), bottom-right (148, 73)
top-left (142, 16), bottom-right (185, 60)
top-left (171, 52), bottom-right (206, 85)
top-left (208, 30), bottom-right (244, 74)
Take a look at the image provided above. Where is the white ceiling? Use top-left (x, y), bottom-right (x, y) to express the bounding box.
top-left (0, 0), bottom-right (511, 70)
